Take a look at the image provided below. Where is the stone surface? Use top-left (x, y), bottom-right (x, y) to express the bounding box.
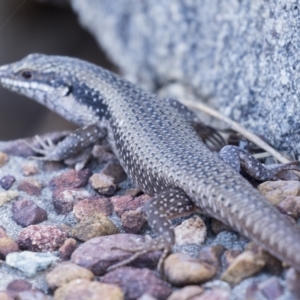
top-left (46, 262), bottom-right (94, 290)
top-left (167, 286), bottom-right (204, 300)
top-left (12, 199), bottom-right (47, 227)
top-left (257, 276), bottom-right (283, 300)
top-left (73, 196), bottom-right (112, 221)
top-left (277, 195), bottom-right (300, 219)
top-left (0, 191), bottom-right (19, 206)
top-left (0, 237), bottom-right (19, 259)
top-left (58, 238), bottom-right (77, 261)
top-left (54, 279), bottom-right (124, 300)
top-left (111, 194), bottom-right (150, 217)
top-left (198, 245), bottom-right (224, 268)
top-left (101, 160), bottom-right (127, 183)
top-left (52, 188), bottom-right (91, 214)
top-left (164, 253), bottom-right (216, 285)
top-left (49, 169), bottom-right (91, 190)
top-left (221, 250), bottom-right (267, 285)
top-left (18, 179), bottom-right (42, 196)
top-left (258, 181), bottom-right (300, 205)
top-left (21, 161), bottom-right (39, 176)
top-left (121, 210), bottom-right (146, 234)
top-left (174, 216), bottom-right (206, 246)
top-left (71, 234), bottom-right (161, 275)
top-left (102, 267), bottom-right (172, 300)
top-left (71, 0), bottom-right (300, 157)
top-left (69, 213), bottom-right (119, 242)
top-left (89, 173), bottom-right (116, 196)
top-left (17, 225), bottom-right (66, 252)
top-left (6, 251), bottom-right (58, 277)
top-left (0, 175), bottom-right (15, 190)
top-left (0, 152), bottom-right (8, 167)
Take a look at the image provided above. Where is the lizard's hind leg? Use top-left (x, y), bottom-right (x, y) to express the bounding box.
top-left (107, 188), bottom-right (196, 272)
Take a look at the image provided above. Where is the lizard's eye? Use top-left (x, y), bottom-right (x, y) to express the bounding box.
top-left (20, 70), bottom-right (33, 80)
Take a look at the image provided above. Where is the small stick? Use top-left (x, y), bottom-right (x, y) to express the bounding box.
top-left (181, 100), bottom-right (291, 164)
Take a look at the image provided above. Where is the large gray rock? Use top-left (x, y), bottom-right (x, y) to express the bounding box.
top-left (70, 0), bottom-right (300, 157)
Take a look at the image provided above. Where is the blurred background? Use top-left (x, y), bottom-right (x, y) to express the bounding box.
top-left (0, 0), bottom-right (115, 140)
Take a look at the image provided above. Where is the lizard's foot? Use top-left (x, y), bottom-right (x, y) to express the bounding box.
top-left (24, 135), bottom-right (57, 160)
top-left (23, 124), bottom-right (106, 162)
top-left (107, 236), bottom-right (171, 273)
top-left (219, 145), bottom-right (300, 181)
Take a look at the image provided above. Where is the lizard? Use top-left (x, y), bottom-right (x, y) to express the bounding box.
top-left (1, 53), bottom-right (300, 272)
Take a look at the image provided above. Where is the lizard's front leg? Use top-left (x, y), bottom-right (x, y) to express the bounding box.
top-left (219, 145), bottom-right (300, 181)
top-left (27, 124), bottom-right (107, 161)
top-left (108, 188), bottom-right (196, 272)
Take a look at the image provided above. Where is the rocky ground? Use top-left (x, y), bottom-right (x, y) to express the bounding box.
top-left (0, 134), bottom-right (299, 300)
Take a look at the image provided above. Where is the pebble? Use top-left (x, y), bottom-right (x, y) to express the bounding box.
top-left (18, 179), bottom-right (42, 196)
top-left (16, 290), bottom-right (51, 300)
top-left (21, 161), bottom-right (39, 176)
top-left (0, 237), bottom-right (19, 259)
top-left (125, 188), bottom-right (143, 197)
top-left (12, 199), bottom-right (47, 227)
top-left (167, 286), bottom-right (204, 300)
top-left (102, 266), bottom-right (172, 300)
top-left (0, 151), bottom-right (9, 167)
top-left (111, 194), bottom-right (150, 217)
top-left (198, 245), bottom-right (224, 268)
top-left (286, 268), bottom-right (300, 298)
top-left (0, 191), bottom-right (19, 206)
top-left (58, 238), bottom-right (77, 261)
top-left (71, 234), bottom-right (161, 275)
top-left (101, 160), bottom-right (127, 183)
top-left (92, 145), bottom-right (116, 163)
top-left (277, 196), bottom-right (300, 219)
top-left (174, 216), bottom-right (206, 246)
top-left (222, 249), bottom-right (242, 269)
top-left (6, 279), bottom-right (32, 298)
top-left (6, 251), bottom-right (58, 277)
top-left (0, 292), bottom-right (11, 300)
top-left (73, 196), bottom-right (112, 221)
top-left (49, 169), bottom-right (91, 190)
top-left (211, 218), bottom-right (231, 235)
top-left (258, 180), bottom-right (300, 205)
top-left (52, 188), bottom-right (91, 214)
top-left (46, 262), bottom-right (94, 290)
top-left (70, 213), bottom-right (119, 242)
top-left (6, 279), bottom-right (32, 297)
top-left (137, 294), bottom-right (157, 300)
top-left (257, 276), bottom-right (283, 300)
top-left (0, 226), bottom-right (7, 238)
top-left (221, 250), bottom-right (267, 285)
top-left (121, 210), bottom-right (146, 234)
top-left (89, 173), bottom-right (116, 196)
top-left (17, 225), bottom-right (66, 252)
top-left (0, 175), bottom-right (15, 190)
top-left (191, 288), bottom-right (230, 300)
top-left (54, 279), bottom-right (124, 300)
top-left (164, 253), bottom-right (216, 285)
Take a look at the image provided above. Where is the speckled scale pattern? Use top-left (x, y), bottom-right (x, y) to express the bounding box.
top-left (1, 54), bottom-right (300, 270)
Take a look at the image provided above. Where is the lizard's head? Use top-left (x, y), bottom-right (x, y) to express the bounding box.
top-left (0, 53), bottom-right (103, 125)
